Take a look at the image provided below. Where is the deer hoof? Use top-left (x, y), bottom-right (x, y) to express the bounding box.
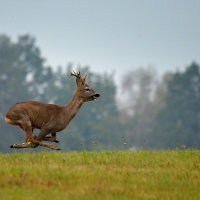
top-left (55, 140), bottom-right (59, 143)
top-left (10, 144), bottom-right (18, 148)
top-left (52, 147), bottom-right (61, 150)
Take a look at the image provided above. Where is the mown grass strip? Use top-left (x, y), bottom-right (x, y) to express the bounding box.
top-left (0, 150), bottom-right (199, 200)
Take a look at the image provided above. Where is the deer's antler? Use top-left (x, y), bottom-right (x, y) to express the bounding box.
top-left (70, 71), bottom-right (87, 85)
top-left (70, 71), bottom-right (81, 78)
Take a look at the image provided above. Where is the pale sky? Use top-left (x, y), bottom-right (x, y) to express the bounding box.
top-left (0, 0), bottom-right (200, 78)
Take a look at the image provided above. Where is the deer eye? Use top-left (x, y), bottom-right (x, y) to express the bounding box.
top-left (85, 88), bottom-right (90, 92)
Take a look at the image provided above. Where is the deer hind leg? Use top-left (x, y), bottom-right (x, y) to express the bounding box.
top-left (9, 120), bottom-right (36, 149)
top-left (43, 133), bottom-right (59, 143)
top-left (6, 117), bottom-right (60, 150)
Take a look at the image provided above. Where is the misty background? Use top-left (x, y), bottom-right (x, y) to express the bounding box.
top-left (0, 1), bottom-right (200, 152)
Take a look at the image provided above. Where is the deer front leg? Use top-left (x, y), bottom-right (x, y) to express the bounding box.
top-left (34, 140), bottom-right (61, 150)
top-left (36, 130), bottom-right (61, 150)
top-left (43, 133), bottom-right (59, 143)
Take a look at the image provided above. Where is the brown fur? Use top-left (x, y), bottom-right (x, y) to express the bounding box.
top-left (5, 71), bottom-right (100, 150)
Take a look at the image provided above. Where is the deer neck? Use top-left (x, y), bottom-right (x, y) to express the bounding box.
top-left (64, 92), bottom-right (84, 120)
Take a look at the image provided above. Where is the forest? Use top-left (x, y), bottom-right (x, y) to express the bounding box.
top-left (0, 34), bottom-right (200, 152)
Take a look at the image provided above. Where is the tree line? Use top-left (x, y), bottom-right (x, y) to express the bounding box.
top-left (0, 34), bottom-right (199, 152)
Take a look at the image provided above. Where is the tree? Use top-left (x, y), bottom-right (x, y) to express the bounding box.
top-left (153, 62), bottom-right (200, 149)
top-left (0, 34), bottom-right (50, 152)
top-left (0, 34), bottom-right (122, 152)
top-left (43, 66), bottom-right (122, 151)
top-left (118, 67), bottom-right (158, 149)
top-left (0, 35), bottom-right (31, 151)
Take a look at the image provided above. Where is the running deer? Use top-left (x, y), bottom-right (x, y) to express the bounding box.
top-left (5, 71), bottom-right (100, 150)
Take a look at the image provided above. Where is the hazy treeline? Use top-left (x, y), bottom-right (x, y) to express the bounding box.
top-left (0, 34), bottom-right (199, 152)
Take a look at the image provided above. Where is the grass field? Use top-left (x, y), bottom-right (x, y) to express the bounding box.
top-left (0, 150), bottom-right (199, 200)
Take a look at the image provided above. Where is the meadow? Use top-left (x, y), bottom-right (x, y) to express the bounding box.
top-left (0, 150), bottom-right (199, 200)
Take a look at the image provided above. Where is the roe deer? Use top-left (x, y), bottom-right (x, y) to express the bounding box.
top-left (5, 71), bottom-right (100, 150)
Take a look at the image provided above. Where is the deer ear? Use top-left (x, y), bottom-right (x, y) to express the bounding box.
top-left (78, 75), bottom-right (87, 86)
top-left (83, 75), bottom-right (87, 84)
top-left (77, 77), bottom-right (86, 86)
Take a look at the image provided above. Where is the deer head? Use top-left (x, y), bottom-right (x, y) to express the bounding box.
top-left (70, 71), bottom-right (100, 102)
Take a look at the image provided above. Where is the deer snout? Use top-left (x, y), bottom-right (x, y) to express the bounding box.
top-left (92, 93), bottom-right (100, 100)
top-left (95, 93), bottom-right (100, 98)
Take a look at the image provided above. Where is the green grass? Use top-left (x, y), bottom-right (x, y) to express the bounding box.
top-left (0, 150), bottom-right (200, 200)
